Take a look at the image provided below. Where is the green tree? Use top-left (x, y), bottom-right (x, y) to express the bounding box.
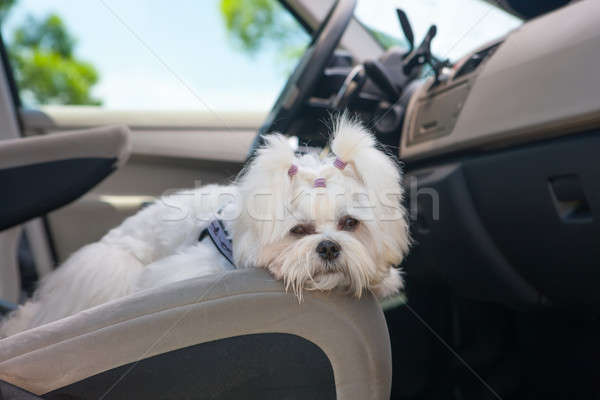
top-left (3, 3), bottom-right (101, 106)
top-left (220, 0), bottom-right (292, 54)
top-left (219, 0), bottom-right (307, 70)
top-left (219, 0), bottom-right (407, 69)
top-left (0, 0), bottom-right (17, 24)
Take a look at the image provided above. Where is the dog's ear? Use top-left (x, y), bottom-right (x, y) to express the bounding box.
top-left (330, 114), bottom-right (410, 264)
top-left (330, 114), bottom-right (401, 192)
top-left (251, 134), bottom-right (296, 175)
top-left (234, 134), bottom-right (297, 249)
top-left (241, 134), bottom-right (296, 199)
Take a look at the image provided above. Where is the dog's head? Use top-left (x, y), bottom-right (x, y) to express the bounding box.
top-left (232, 115), bottom-right (409, 299)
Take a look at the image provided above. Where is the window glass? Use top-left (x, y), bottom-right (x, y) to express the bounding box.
top-left (356, 0), bottom-right (522, 60)
top-left (0, 0), bottom-right (309, 111)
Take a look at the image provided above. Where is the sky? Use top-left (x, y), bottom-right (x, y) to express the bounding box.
top-left (2, 0), bottom-right (521, 111)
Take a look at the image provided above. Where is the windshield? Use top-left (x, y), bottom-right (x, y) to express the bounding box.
top-left (356, 0), bottom-right (522, 61)
top-left (0, 0), bottom-right (310, 111)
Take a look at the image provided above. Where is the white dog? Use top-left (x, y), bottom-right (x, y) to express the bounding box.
top-left (0, 116), bottom-right (410, 337)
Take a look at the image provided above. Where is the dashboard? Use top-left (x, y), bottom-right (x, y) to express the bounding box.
top-left (384, 0), bottom-right (600, 310)
top-left (399, 0), bottom-right (600, 161)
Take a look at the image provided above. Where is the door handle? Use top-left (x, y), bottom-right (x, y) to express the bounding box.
top-left (548, 174), bottom-right (592, 223)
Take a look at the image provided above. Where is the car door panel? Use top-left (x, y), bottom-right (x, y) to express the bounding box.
top-left (0, 126), bottom-right (131, 305)
top-left (19, 108), bottom-right (258, 262)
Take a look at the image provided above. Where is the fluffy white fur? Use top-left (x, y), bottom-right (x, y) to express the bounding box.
top-left (0, 116), bottom-right (410, 338)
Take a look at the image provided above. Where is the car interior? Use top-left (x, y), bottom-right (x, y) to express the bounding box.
top-left (1, 0), bottom-right (599, 399)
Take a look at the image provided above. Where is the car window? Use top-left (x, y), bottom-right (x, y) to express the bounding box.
top-left (0, 0), bottom-right (310, 111)
top-left (356, 0), bottom-right (522, 61)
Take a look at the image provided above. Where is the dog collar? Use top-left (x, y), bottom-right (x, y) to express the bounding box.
top-left (199, 218), bottom-right (236, 269)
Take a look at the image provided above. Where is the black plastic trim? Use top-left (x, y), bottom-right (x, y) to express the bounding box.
top-left (404, 130), bottom-right (600, 310)
top-left (0, 380), bottom-right (43, 399)
top-left (44, 333), bottom-right (336, 400)
top-left (0, 157), bottom-right (117, 231)
top-left (404, 164), bottom-right (544, 310)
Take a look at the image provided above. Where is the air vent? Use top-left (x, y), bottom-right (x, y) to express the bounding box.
top-left (454, 43), bottom-right (501, 80)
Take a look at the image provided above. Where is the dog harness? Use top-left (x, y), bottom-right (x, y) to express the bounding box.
top-left (199, 218), bottom-right (236, 270)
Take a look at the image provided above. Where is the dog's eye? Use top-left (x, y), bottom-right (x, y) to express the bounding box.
top-left (339, 216), bottom-right (359, 231)
top-left (290, 224), bottom-right (314, 235)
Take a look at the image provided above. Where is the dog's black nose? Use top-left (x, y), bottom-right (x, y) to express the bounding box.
top-left (316, 240), bottom-right (340, 261)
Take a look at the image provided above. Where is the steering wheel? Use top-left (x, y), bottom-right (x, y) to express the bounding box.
top-left (247, 0), bottom-right (357, 158)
